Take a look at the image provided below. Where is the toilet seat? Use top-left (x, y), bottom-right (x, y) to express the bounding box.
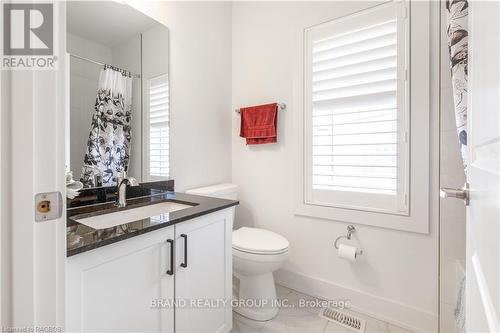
top-left (233, 247), bottom-right (288, 256)
top-left (233, 247), bottom-right (289, 265)
top-left (232, 227), bottom-right (289, 255)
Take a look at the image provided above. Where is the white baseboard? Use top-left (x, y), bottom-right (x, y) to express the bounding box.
top-left (274, 269), bottom-right (438, 333)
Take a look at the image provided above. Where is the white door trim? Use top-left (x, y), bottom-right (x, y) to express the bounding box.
top-left (4, 2), bottom-right (67, 329)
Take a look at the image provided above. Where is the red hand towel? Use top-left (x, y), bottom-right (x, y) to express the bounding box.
top-left (239, 103), bottom-right (278, 145)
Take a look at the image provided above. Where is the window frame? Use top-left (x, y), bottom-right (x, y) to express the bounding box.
top-left (294, 0), bottom-right (433, 234)
top-left (142, 73), bottom-right (170, 182)
top-left (303, 1), bottom-right (410, 216)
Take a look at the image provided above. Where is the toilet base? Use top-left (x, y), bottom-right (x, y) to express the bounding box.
top-left (233, 272), bottom-right (280, 321)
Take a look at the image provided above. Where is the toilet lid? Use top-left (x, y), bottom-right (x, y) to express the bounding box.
top-left (232, 227), bottom-right (289, 254)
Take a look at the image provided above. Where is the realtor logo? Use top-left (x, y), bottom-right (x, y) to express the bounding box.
top-left (3, 3), bottom-right (53, 55)
top-left (2, 3), bottom-right (56, 69)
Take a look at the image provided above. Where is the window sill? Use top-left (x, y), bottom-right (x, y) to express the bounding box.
top-left (294, 202), bottom-right (429, 234)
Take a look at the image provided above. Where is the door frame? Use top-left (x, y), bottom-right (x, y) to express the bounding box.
top-left (1, 1), bottom-right (67, 329)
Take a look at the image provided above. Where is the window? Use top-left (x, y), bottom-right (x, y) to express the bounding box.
top-left (146, 74), bottom-right (169, 179)
top-left (304, 2), bottom-right (409, 214)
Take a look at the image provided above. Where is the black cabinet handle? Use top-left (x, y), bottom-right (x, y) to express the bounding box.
top-left (166, 239), bottom-right (174, 275)
top-left (180, 234), bottom-right (188, 268)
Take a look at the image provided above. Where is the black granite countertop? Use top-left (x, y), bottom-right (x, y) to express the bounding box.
top-left (67, 186), bottom-right (238, 257)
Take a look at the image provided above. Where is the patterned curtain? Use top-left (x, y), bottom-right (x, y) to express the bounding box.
top-left (81, 68), bottom-right (133, 187)
top-left (446, 0), bottom-right (469, 172)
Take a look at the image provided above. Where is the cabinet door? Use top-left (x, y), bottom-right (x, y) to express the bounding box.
top-left (66, 226), bottom-right (175, 333)
top-left (175, 209), bottom-right (234, 333)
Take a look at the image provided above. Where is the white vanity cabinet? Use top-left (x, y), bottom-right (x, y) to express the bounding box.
top-left (66, 225), bottom-right (175, 333)
top-left (66, 208), bottom-right (234, 333)
top-left (175, 210), bottom-right (233, 333)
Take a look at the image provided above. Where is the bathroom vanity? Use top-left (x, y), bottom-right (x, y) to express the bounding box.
top-left (64, 3), bottom-right (239, 332)
top-left (66, 182), bottom-right (238, 333)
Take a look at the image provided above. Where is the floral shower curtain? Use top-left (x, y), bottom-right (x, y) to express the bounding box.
top-left (446, 0), bottom-right (469, 172)
top-left (81, 68), bottom-right (133, 187)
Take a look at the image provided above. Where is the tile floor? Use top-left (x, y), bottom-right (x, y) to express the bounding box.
top-left (231, 284), bottom-right (413, 333)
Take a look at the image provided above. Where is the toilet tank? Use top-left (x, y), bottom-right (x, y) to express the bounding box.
top-left (185, 183), bottom-right (238, 200)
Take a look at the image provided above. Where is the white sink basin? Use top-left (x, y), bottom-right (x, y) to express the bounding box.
top-left (75, 201), bottom-right (193, 230)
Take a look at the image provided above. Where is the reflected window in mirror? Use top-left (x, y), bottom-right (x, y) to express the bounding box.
top-left (145, 74), bottom-right (170, 180)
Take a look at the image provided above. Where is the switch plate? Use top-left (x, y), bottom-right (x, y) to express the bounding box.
top-left (35, 191), bottom-right (63, 222)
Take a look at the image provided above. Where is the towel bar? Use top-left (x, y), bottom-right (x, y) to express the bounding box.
top-left (235, 103), bottom-right (286, 114)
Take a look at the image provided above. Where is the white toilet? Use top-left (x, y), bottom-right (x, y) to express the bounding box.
top-left (232, 227), bottom-right (289, 320)
top-left (186, 184), bottom-right (289, 321)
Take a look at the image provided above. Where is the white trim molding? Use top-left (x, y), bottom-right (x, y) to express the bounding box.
top-left (294, 0), bottom-right (432, 234)
top-left (303, 1), bottom-right (410, 216)
top-left (275, 268), bottom-right (438, 333)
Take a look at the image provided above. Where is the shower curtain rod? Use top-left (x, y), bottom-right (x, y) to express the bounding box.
top-left (69, 53), bottom-right (141, 78)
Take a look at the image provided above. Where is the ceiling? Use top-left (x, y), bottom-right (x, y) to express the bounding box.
top-left (67, 1), bottom-right (162, 47)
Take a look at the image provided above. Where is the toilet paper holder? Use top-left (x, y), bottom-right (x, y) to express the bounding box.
top-left (334, 225), bottom-right (363, 255)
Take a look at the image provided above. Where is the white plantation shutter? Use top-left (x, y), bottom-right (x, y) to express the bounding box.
top-left (305, 1), bottom-right (409, 214)
top-left (148, 74), bottom-right (169, 179)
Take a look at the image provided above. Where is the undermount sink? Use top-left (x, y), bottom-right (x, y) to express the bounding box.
top-left (74, 201), bottom-right (193, 230)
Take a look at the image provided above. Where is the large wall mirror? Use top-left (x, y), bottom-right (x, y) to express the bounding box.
top-left (66, 1), bottom-right (169, 189)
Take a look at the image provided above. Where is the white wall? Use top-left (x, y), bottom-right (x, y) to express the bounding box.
top-left (112, 35), bottom-right (143, 180)
top-left (231, 2), bottom-right (439, 331)
top-left (439, 2), bottom-right (467, 331)
top-left (127, 1), bottom-right (233, 192)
